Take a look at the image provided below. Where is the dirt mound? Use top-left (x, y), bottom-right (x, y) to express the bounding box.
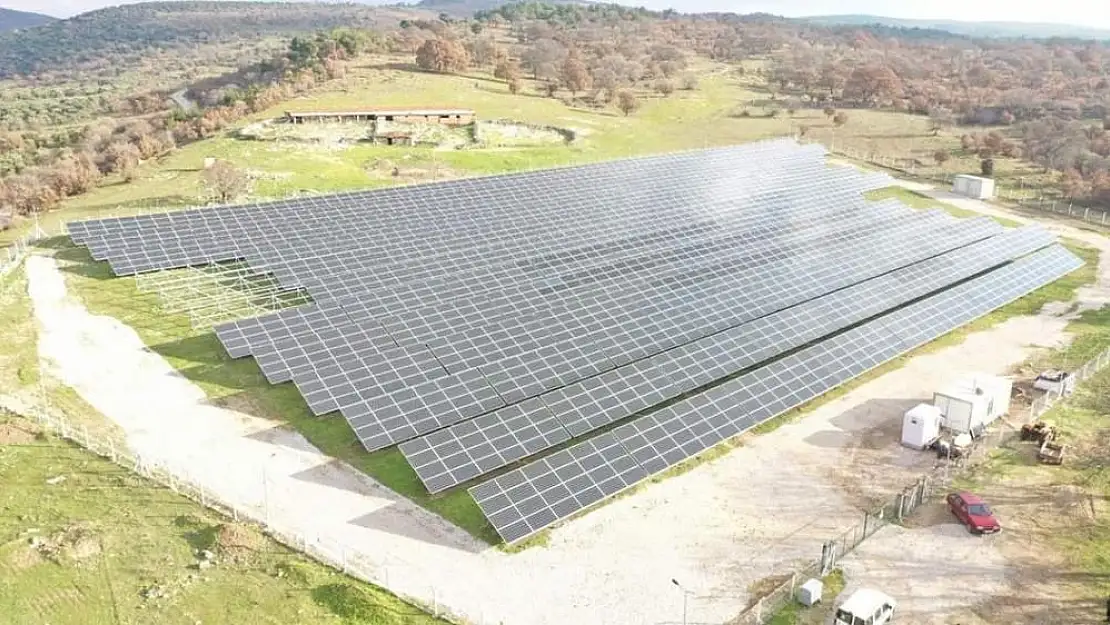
top-left (37, 524), bottom-right (102, 563)
top-left (215, 523), bottom-right (264, 564)
top-left (0, 421), bottom-right (39, 444)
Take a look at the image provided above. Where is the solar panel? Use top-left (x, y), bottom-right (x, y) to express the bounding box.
top-left (66, 140), bottom-right (1083, 545)
top-left (471, 244), bottom-right (1082, 543)
top-left (469, 432), bottom-right (647, 544)
top-left (401, 225), bottom-right (1056, 493)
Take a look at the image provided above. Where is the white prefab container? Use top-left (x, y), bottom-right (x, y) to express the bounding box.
top-left (933, 373), bottom-right (1012, 434)
top-left (952, 174), bottom-right (996, 200)
top-left (901, 404), bottom-right (943, 450)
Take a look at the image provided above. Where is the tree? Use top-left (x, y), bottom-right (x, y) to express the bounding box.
top-left (415, 38), bottom-right (470, 74)
top-left (933, 150), bottom-right (950, 166)
top-left (823, 107), bottom-right (836, 119)
top-left (561, 55), bottom-right (593, 98)
top-left (928, 107), bottom-right (954, 136)
top-left (832, 112), bottom-right (849, 128)
top-left (843, 64), bottom-right (903, 106)
top-left (522, 38), bottom-right (566, 80)
top-left (616, 90), bottom-right (640, 116)
top-left (204, 161), bottom-right (249, 203)
top-left (981, 158), bottom-right (995, 177)
top-left (543, 81), bottom-right (559, 98)
top-left (494, 59), bottom-right (521, 82)
top-left (508, 78), bottom-right (522, 95)
top-left (681, 73), bottom-right (698, 91)
top-left (655, 79), bottom-right (675, 97)
top-left (103, 142), bottom-right (141, 181)
top-left (470, 21), bottom-right (484, 35)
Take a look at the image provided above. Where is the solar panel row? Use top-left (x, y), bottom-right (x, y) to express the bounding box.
top-left (471, 244), bottom-right (1084, 543)
top-left (400, 225), bottom-right (1056, 493)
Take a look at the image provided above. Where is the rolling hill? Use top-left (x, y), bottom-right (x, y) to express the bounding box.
top-left (0, 7), bottom-right (55, 32)
top-left (0, 1), bottom-right (419, 78)
top-left (803, 14), bottom-right (1110, 40)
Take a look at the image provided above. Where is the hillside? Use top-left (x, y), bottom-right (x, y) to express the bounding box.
top-left (0, 1), bottom-right (417, 77)
top-left (803, 14), bottom-right (1110, 40)
top-left (0, 7), bottom-right (55, 32)
top-left (413, 0), bottom-right (592, 17)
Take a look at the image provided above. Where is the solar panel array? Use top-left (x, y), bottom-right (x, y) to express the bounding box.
top-left (68, 139), bottom-right (1083, 544)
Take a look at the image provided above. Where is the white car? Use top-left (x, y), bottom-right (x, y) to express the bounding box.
top-left (834, 588), bottom-right (897, 625)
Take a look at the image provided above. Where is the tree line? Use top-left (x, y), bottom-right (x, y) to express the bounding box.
top-left (0, 29), bottom-right (382, 221)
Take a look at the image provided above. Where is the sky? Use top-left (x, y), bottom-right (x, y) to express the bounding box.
top-left (12, 0), bottom-right (1110, 29)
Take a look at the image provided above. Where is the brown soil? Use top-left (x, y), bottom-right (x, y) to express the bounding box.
top-left (744, 573), bottom-right (793, 610)
top-left (215, 522), bottom-right (264, 565)
top-left (0, 422), bottom-right (39, 444)
top-left (966, 470), bottom-right (1103, 624)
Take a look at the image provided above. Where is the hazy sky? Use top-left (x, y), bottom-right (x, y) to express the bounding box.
top-left (12, 0), bottom-right (1110, 28)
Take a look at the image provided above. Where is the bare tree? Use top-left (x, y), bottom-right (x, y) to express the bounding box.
top-left (204, 160), bottom-right (249, 203)
top-left (617, 90), bottom-right (640, 116)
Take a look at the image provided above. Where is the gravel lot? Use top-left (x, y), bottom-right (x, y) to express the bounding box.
top-left (24, 187), bottom-right (1110, 625)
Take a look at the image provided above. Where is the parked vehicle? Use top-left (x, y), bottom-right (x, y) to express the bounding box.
top-left (1038, 440), bottom-right (1066, 465)
top-left (947, 492), bottom-right (1001, 534)
top-left (834, 588), bottom-right (897, 625)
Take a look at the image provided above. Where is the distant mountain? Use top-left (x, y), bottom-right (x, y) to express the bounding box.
top-left (802, 14), bottom-right (1110, 41)
top-left (0, 7), bottom-right (56, 32)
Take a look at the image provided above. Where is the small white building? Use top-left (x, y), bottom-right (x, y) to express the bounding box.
top-left (933, 373), bottom-right (1012, 434)
top-left (952, 174), bottom-right (996, 200)
top-left (901, 403), bottom-right (943, 450)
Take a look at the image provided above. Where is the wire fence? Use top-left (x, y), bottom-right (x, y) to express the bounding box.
top-left (0, 215), bottom-right (52, 283)
top-left (828, 145), bottom-right (1110, 228)
top-left (0, 368), bottom-right (463, 625)
top-left (729, 344), bottom-right (1110, 625)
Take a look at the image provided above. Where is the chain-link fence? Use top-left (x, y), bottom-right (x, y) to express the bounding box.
top-left (824, 144), bottom-right (1110, 228)
top-left (729, 345), bottom-right (1110, 625)
top-left (0, 216), bottom-right (53, 283)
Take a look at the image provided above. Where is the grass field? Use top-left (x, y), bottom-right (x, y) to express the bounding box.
top-left (0, 412), bottom-right (448, 625)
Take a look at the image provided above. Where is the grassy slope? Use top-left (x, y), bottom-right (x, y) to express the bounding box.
top-left (0, 414), bottom-right (447, 625)
top-left (18, 60), bottom-right (1104, 545)
top-left (0, 266), bottom-right (447, 625)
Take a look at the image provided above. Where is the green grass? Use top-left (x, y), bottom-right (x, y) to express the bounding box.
top-left (0, 410), bottom-right (449, 625)
top-left (864, 186), bottom-right (1024, 227)
top-left (766, 570), bottom-right (846, 625)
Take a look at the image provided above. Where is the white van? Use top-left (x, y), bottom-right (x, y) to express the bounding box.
top-left (833, 588), bottom-right (897, 625)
